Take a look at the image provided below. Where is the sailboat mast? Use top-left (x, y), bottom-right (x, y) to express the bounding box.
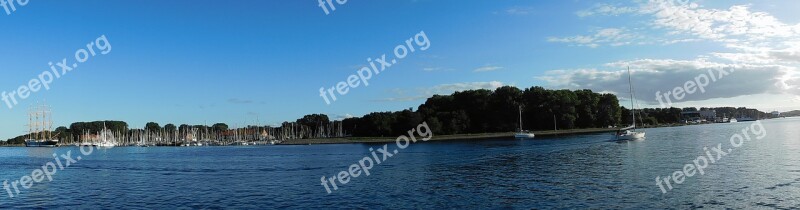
top-left (36, 104), bottom-right (41, 140)
top-left (46, 104), bottom-right (52, 140)
top-left (518, 105), bottom-right (523, 131)
top-left (627, 66), bottom-right (636, 130)
top-left (28, 106), bottom-right (32, 140)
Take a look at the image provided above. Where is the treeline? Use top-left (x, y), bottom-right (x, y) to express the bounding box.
top-left (4, 86), bottom-right (786, 144)
top-left (4, 121), bottom-right (129, 145)
top-left (342, 86), bottom-right (623, 137)
top-left (623, 107), bottom-right (773, 126)
top-left (784, 110), bottom-right (800, 117)
top-left (340, 87), bottom-right (779, 137)
top-left (4, 86), bottom-right (625, 143)
top-left (699, 107), bottom-right (771, 119)
top-left (621, 107), bottom-right (682, 126)
top-left (3, 114), bottom-right (344, 144)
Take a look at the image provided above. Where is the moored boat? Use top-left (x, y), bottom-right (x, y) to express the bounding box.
top-left (95, 122), bottom-right (118, 148)
top-left (24, 103), bottom-right (60, 147)
top-left (616, 67), bottom-right (646, 141)
top-left (25, 139), bottom-right (59, 147)
top-left (515, 105), bottom-right (535, 139)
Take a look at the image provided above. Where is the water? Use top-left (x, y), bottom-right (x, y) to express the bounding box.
top-left (1, 118), bottom-right (798, 209)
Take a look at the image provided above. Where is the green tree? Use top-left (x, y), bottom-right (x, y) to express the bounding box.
top-left (596, 93), bottom-right (621, 127)
top-left (552, 89), bottom-right (577, 129)
top-left (54, 126), bottom-right (69, 139)
top-left (452, 89), bottom-right (492, 133)
top-left (164, 124), bottom-right (177, 132)
top-left (391, 109), bottom-right (422, 135)
top-left (145, 122), bottom-right (161, 132)
top-left (212, 123), bottom-right (229, 132)
top-left (297, 114), bottom-right (330, 128)
top-left (179, 124), bottom-right (189, 132)
top-left (574, 89), bottom-right (599, 128)
top-left (488, 86), bottom-right (523, 132)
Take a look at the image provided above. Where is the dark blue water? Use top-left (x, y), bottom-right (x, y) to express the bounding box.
top-left (1, 118), bottom-right (799, 209)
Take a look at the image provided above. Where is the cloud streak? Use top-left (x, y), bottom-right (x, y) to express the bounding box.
top-left (473, 66), bottom-right (504, 72)
top-left (548, 28), bottom-right (640, 48)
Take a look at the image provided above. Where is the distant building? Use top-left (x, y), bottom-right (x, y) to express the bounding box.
top-left (772, 111), bottom-right (781, 117)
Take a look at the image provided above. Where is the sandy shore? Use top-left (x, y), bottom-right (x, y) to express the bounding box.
top-left (278, 127), bottom-right (619, 145)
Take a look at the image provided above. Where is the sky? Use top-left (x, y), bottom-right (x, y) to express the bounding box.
top-left (1, 0), bottom-right (799, 139)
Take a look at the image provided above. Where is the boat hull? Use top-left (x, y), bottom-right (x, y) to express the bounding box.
top-left (95, 143), bottom-right (116, 148)
top-left (515, 133), bottom-right (536, 139)
top-left (25, 139), bottom-right (59, 147)
top-left (616, 132), bottom-right (645, 141)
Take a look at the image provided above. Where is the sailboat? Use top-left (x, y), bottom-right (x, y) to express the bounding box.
top-left (515, 105), bottom-right (535, 139)
top-left (24, 103), bottom-right (59, 147)
top-left (95, 122), bottom-right (117, 148)
top-left (616, 67), bottom-right (646, 141)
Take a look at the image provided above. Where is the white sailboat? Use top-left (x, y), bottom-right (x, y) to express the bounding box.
top-left (96, 122), bottom-right (117, 148)
top-left (515, 105), bottom-right (535, 139)
top-left (616, 67), bottom-right (646, 141)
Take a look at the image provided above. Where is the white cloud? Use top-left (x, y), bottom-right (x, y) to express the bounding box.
top-left (333, 114), bottom-right (354, 120)
top-left (422, 67), bottom-right (454, 72)
top-left (473, 66), bottom-right (504, 72)
top-left (661, 38), bottom-right (700, 45)
top-left (424, 81), bottom-right (505, 95)
top-left (564, 1), bottom-right (800, 54)
top-left (642, 3), bottom-right (797, 42)
top-left (786, 75), bottom-right (800, 95)
top-left (537, 59), bottom-right (798, 104)
top-left (546, 0), bottom-right (800, 105)
top-left (548, 28), bottom-right (640, 48)
top-left (577, 3), bottom-right (637, 17)
top-left (423, 67), bottom-right (442, 71)
top-left (770, 50), bottom-right (800, 63)
top-left (669, 93), bottom-right (800, 111)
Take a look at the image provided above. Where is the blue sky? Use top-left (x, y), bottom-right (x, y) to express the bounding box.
top-left (1, 0), bottom-right (799, 139)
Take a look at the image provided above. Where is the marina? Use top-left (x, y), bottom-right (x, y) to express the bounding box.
top-left (51, 121), bottom-right (348, 147)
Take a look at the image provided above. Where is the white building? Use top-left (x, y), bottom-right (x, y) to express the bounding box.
top-left (772, 111), bottom-right (781, 117)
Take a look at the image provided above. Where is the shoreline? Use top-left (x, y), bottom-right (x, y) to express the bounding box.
top-left (0, 128), bottom-right (619, 147)
top-left (278, 127), bottom-right (620, 145)
top-left (9, 119), bottom-right (790, 147)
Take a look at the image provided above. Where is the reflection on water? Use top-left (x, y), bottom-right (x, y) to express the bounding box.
top-left (0, 118), bottom-right (798, 208)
